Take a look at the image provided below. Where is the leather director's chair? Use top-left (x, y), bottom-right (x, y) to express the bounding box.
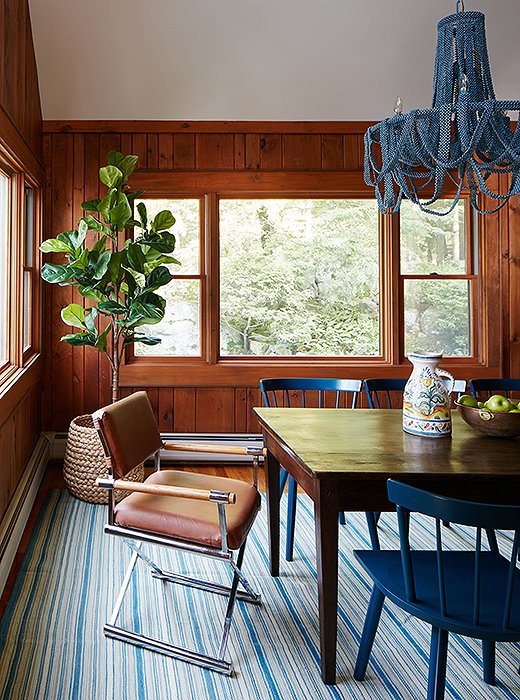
top-left (93, 391), bottom-right (263, 676)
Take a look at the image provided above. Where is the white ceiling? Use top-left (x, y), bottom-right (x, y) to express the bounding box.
top-left (28, 0), bottom-right (520, 121)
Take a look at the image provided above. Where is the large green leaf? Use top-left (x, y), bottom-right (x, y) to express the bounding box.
top-left (108, 251), bottom-right (125, 285)
top-left (40, 238), bottom-right (74, 254)
top-left (127, 293), bottom-right (166, 326)
top-left (78, 285), bottom-right (107, 302)
top-left (126, 242), bottom-right (146, 272)
top-left (92, 250), bottom-right (111, 280)
top-left (144, 265), bottom-right (173, 292)
top-left (108, 152), bottom-right (138, 181)
top-left (136, 202), bottom-right (147, 230)
top-left (127, 189), bottom-right (144, 203)
top-left (139, 232), bottom-right (176, 253)
top-left (82, 215), bottom-right (113, 238)
top-left (80, 198), bottom-right (101, 212)
top-left (61, 303), bottom-right (87, 329)
top-left (94, 325), bottom-right (111, 352)
top-left (83, 307), bottom-right (98, 334)
top-left (98, 300), bottom-right (126, 315)
top-left (41, 263), bottom-right (76, 284)
top-left (60, 332), bottom-right (97, 347)
top-left (123, 266), bottom-right (146, 288)
top-left (109, 194), bottom-right (132, 231)
top-left (151, 210), bottom-right (176, 233)
top-left (128, 334), bottom-right (162, 346)
top-left (99, 165), bottom-right (123, 189)
top-left (69, 249), bottom-right (89, 270)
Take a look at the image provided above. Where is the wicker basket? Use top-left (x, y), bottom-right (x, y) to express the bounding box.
top-left (63, 414), bottom-right (144, 504)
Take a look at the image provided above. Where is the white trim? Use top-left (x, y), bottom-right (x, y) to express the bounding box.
top-left (0, 435), bottom-right (50, 597)
top-left (51, 432), bottom-right (264, 463)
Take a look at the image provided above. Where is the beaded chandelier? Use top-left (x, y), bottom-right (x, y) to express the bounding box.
top-left (364, 1), bottom-right (520, 215)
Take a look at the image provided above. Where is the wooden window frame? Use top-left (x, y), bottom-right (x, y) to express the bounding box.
top-left (119, 170), bottom-right (498, 388)
top-left (0, 147), bottom-right (43, 389)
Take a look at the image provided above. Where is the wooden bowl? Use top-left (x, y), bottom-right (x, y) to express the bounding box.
top-left (455, 402), bottom-right (520, 438)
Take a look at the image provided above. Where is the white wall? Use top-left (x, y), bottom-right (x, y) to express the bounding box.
top-left (28, 0), bottom-right (520, 121)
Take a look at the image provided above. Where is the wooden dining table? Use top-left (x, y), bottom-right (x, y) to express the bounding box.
top-left (253, 407), bottom-right (520, 685)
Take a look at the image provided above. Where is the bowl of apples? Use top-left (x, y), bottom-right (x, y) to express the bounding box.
top-left (455, 394), bottom-right (520, 438)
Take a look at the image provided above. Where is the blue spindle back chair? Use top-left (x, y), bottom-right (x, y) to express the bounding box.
top-left (259, 378), bottom-right (363, 561)
top-left (363, 378), bottom-right (407, 409)
top-left (354, 480), bottom-right (520, 700)
top-left (470, 378), bottom-right (520, 401)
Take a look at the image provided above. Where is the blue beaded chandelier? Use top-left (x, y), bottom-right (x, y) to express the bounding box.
top-left (364, 1), bottom-right (520, 215)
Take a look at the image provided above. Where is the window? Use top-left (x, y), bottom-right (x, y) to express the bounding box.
top-left (134, 198), bottom-right (203, 356)
top-left (23, 184), bottom-right (36, 353)
top-left (123, 171), bottom-right (485, 386)
top-left (0, 168), bottom-right (9, 366)
top-left (219, 198), bottom-right (380, 356)
top-left (400, 199), bottom-right (475, 357)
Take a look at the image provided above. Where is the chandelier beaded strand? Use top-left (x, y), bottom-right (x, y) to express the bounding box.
top-left (364, 1), bottom-right (520, 215)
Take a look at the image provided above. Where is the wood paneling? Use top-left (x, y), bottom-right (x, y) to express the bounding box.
top-left (42, 120), bottom-right (516, 434)
top-left (0, 0), bottom-right (44, 522)
top-left (0, 0), bottom-right (42, 162)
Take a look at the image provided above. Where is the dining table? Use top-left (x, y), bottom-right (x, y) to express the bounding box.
top-left (253, 407), bottom-right (520, 685)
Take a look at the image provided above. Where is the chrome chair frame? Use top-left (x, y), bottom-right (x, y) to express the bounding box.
top-left (94, 400), bottom-right (262, 677)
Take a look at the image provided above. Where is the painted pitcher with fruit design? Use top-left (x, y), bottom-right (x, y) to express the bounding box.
top-left (402, 353), bottom-right (454, 437)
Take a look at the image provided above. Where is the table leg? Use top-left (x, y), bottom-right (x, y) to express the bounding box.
top-left (266, 449), bottom-right (281, 577)
top-left (314, 479), bottom-right (339, 685)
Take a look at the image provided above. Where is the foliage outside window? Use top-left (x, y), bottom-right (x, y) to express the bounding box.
top-left (23, 185), bottom-right (36, 353)
top-left (0, 169), bottom-right (9, 366)
top-left (219, 199), bottom-right (380, 356)
top-left (400, 200), bottom-right (473, 356)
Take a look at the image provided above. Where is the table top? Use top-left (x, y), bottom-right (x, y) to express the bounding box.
top-left (253, 408), bottom-right (520, 479)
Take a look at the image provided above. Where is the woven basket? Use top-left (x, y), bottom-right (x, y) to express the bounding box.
top-left (63, 414), bottom-right (144, 504)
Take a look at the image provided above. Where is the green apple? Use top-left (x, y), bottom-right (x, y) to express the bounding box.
top-left (477, 401), bottom-right (486, 408)
top-left (509, 408), bottom-right (520, 413)
top-left (484, 394), bottom-right (513, 412)
top-left (458, 394), bottom-right (479, 408)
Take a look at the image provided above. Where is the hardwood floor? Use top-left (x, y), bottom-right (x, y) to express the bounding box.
top-left (0, 460), bottom-right (265, 622)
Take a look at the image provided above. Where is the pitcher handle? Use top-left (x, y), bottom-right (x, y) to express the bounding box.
top-left (437, 369), bottom-right (455, 396)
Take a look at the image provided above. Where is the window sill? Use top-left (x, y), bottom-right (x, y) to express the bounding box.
top-left (0, 354), bottom-right (44, 428)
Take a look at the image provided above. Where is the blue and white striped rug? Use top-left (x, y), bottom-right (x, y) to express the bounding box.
top-left (0, 490), bottom-right (519, 699)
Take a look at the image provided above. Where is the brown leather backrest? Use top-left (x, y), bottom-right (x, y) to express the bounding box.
top-left (92, 391), bottom-right (163, 479)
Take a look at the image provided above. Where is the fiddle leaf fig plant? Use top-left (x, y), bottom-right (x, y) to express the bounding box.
top-left (41, 151), bottom-right (179, 403)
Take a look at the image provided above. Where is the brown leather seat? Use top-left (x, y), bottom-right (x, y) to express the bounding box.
top-left (115, 470), bottom-right (261, 550)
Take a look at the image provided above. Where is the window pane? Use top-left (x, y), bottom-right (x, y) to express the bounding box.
top-left (0, 172), bottom-right (8, 363)
top-left (23, 271), bottom-right (32, 350)
top-left (134, 280), bottom-right (200, 356)
top-left (400, 199), bottom-right (466, 274)
top-left (24, 185), bottom-right (34, 266)
top-left (404, 279), bottom-right (471, 356)
top-left (135, 198), bottom-right (200, 273)
top-left (219, 199), bottom-right (380, 356)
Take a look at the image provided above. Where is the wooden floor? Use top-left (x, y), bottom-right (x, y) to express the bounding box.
top-left (0, 460), bottom-right (266, 622)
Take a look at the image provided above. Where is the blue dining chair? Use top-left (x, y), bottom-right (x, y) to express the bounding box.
top-left (364, 377), bottom-right (467, 409)
top-left (259, 378), bottom-right (364, 561)
top-left (363, 377), bottom-right (469, 547)
top-left (470, 378), bottom-right (520, 400)
top-left (354, 479), bottom-right (520, 700)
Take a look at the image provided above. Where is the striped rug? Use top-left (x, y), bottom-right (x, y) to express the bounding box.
top-left (0, 490), bottom-right (519, 700)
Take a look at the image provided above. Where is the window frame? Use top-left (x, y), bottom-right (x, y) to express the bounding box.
top-left (0, 146), bottom-right (43, 389)
top-left (119, 170), bottom-right (491, 388)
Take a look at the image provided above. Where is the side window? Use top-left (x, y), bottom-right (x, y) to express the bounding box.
top-left (133, 198), bottom-right (203, 357)
top-left (400, 199), bottom-right (475, 357)
top-left (23, 184), bottom-right (36, 354)
top-left (0, 168), bottom-right (10, 367)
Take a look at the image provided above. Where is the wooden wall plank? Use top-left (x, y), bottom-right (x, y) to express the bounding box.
top-left (245, 134), bottom-right (260, 170)
top-left (196, 134), bottom-right (234, 169)
top-left (173, 388), bottom-right (196, 432)
top-left (194, 388), bottom-right (235, 432)
top-left (71, 133), bottom-right (86, 418)
top-left (158, 387), bottom-right (174, 432)
top-left (321, 134), bottom-right (344, 170)
top-left (344, 134), bottom-right (363, 171)
top-left (158, 134), bottom-right (174, 170)
top-left (282, 134), bottom-right (321, 170)
top-left (146, 134), bottom-right (159, 170)
top-left (234, 134), bottom-right (246, 169)
top-left (132, 134), bottom-right (148, 167)
top-left (260, 134), bottom-right (282, 169)
top-left (173, 133), bottom-right (195, 169)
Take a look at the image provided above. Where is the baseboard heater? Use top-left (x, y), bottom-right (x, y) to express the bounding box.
top-left (0, 435), bottom-right (50, 598)
top-left (51, 432), bottom-right (264, 462)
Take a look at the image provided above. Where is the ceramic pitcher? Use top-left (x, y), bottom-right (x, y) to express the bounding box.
top-left (402, 353), bottom-right (454, 437)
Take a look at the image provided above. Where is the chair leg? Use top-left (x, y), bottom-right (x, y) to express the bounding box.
top-left (339, 511), bottom-right (346, 525)
top-left (365, 511), bottom-right (381, 551)
top-left (353, 587), bottom-right (385, 681)
top-left (482, 640), bottom-right (496, 685)
top-left (286, 476), bottom-right (298, 561)
top-left (485, 529), bottom-right (499, 552)
top-left (427, 627), bottom-right (449, 700)
top-left (279, 468), bottom-right (289, 494)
